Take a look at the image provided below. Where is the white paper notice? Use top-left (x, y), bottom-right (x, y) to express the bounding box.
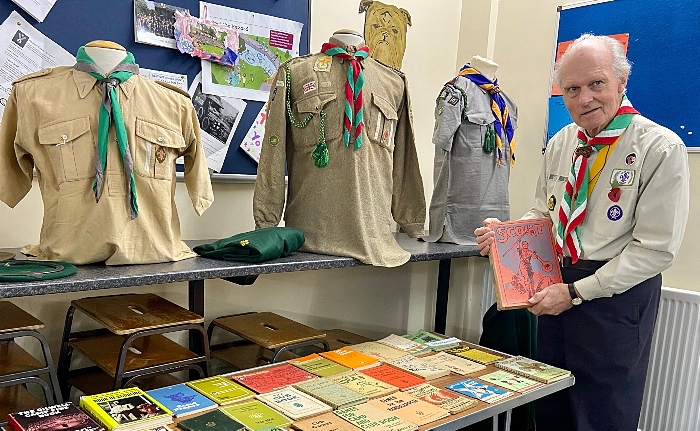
top-left (239, 102), bottom-right (267, 163)
top-left (0, 11), bottom-right (74, 120)
top-left (140, 68), bottom-right (188, 92)
top-left (199, 2), bottom-right (302, 101)
top-left (184, 72), bottom-right (246, 172)
top-left (11, 0), bottom-right (58, 22)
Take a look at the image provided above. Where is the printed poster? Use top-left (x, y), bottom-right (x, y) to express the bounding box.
top-left (200, 2), bottom-right (303, 101)
top-left (239, 102), bottom-right (267, 163)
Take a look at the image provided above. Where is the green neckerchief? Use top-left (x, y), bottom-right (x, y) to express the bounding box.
top-left (74, 46), bottom-right (140, 219)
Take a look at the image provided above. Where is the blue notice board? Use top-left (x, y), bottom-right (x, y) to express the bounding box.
top-left (548, 0), bottom-right (700, 150)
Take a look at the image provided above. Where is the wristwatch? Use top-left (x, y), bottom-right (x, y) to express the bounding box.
top-left (568, 283), bottom-right (583, 306)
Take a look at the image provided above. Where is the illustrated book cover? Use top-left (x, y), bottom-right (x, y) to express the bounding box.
top-left (256, 387), bottom-right (332, 420)
top-left (289, 353), bottom-right (352, 377)
top-left (445, 347), bottom-right (503, 365)
top-left (368, 392), bottom-right (450, 426)
top-left (290, 411), bottom-right (363, 431)
top-left (445, 378), bottom-right (513, 404)
top-left (495, 356), bottom-right (571, 383)
top-left (333, 404), bottom-right (417, 431)
top-left (402, 383), bottom-right (477, 414)
top-left (387, 356), bottom-right (451, 380)
top-left (418, 352), bottom-right (486, 375)
top-left (8, 402), bottom-right (105, 431)
top-left (358, 363), bottom-right (427, 390)
top-left (146, 383), bottom-right (217, 417)
top-left (220, 400), bottom-right (293, 431)
top-left (328, 371), bottom-right (399, 399)
top-left (293, 376), bottom-right (368, 409)
top-left (402, 331), bottom-right (460, 351)
top-left (229, 364), bottom-right (317, 394)
top-left (79, 387), bottom-right (172, 431)
top-left (177, 409), bottom-right (246, 431)
top-left (375, 335), bottom-right (429, 356)
top-left (478, 370), bottom-right (543, 393)
top-left (186, 376), bottom-right (255, 405)
top-left (488, 218), bottom-right (563, 310)
top-left (347, 342), bottom-right (408, 362)
top-left (319, 347), bottom-right (380, 370)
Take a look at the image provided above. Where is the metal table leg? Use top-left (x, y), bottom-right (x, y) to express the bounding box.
top-left (434, 259), bottom-right (451, 333)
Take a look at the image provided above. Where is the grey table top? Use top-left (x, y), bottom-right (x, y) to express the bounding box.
top-left (0, 234), bottom-right (481, 298)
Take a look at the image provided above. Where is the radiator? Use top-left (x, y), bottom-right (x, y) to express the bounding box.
top-left (639, 286), bottom-right (700, 431)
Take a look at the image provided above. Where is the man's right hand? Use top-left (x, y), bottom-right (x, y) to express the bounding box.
top-left (474, 218), bottom-right (501, 256)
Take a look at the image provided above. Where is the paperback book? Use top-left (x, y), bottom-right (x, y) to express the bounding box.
top-left (293, 375), bottom-right (369, 409)
top-left (402, 331), bottom-right (460, 351)
top-left (79, 387), bottom-right (172, 431)
top-left (445, 378), bottom-right (513, 404)
top-left (478, 370), bottom-right (543, 393)
top-left (387, 356), bottom-right (451, 380)
top-left (375, 335), bottom-right (429, 356)
top-left (328, 371), bottom-right (399, 399)
top-left (359, 364), bottom-right (426, 390)
top-left (495, 356), bottom-right (571, 383)
top-left (402, 383), bottom-right (477, 414)
top-left (348, 342), bottom-right (408, 362)
top-left (8, 402), bottom-right (105, 431)
top-left (146, 383), bottom-right (217, 417)
top-left (418, 352), bottom-right (486, 375)
top-left (177, 409), bottom-right (246, 431)
top-left (333, 404), bottom-right (417, 431)
top-left (445, 347), bottom-right (503, 365)
top-left (220, 400), bottom-right (293, 431)
top-left (368, 392), bottom-right (450, 426)
top-left (290, 411), bottom-right (363, 431)
top-left (229, 363), bottom-right (317, 393)
top-left (186, 376), bottom-right (255, 405)
top-left (488, 218), bottom-right (563, 310)
top-left (256, 387), bottom-right (332, 420)
top-left (319, 347), bottom-right (379, 370)
top-left (289, 354), bottom-right (352, 377)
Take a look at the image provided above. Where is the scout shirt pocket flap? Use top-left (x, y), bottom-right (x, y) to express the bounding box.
top-left (465, 111), bottom-right (495, 126)
top-left (372, 93), bottom-right (399, 121)
top-left (38, 116), bottom-right (94, 183)
top-left (293, 92), bottom-right (341, 140)
top-left (134, 117), bottom-right (185, 179)
top-left (368, 93), bottom-right (398, 150)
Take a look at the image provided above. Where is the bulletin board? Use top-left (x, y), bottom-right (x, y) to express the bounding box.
top-left (0, 0), bottom-right (311, 180)
top-left (547, 0), bottom-right (700, 150)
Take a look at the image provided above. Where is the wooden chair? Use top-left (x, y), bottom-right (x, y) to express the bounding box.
top-left (0, 302), bottom-right (62, 426)
top-left (56, 293), bottom-right (210, 400)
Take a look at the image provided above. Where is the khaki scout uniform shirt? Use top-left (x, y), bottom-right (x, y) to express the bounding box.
top-left (253, 45), bottom-right (426, 267)
top-left (425, 76), bottom-right (517, 244)
top-left (522, 115), bottom-right (689, 300)
top-left (0, 67), bottom-right (213, 265)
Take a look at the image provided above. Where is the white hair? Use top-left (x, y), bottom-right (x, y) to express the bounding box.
top-left (554, 33), bottom-right (632, 90)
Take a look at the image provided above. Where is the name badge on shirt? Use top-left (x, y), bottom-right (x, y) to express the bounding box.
top-left (610, 169), bottom-right (635, 187)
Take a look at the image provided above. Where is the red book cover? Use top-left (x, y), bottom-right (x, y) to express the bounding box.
top-left (229, 363), bottom-right (317, 393)
top-left (359, 363), bottom-right (427, 390)
top-left (489, 218), bottom-right (562, 310)
top-left (9, 402), bottom-right (105, 431)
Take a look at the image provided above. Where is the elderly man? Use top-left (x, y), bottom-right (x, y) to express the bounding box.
top-left (475, 34), bottom-right (689, 430)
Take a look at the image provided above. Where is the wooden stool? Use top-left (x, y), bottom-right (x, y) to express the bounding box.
top-left (208, 312), bottom-right (329, 368)
top-left (57, 293), bottom-right (211, 399)
top-left (0, 302), bottom-right (62, 426)
top-left (321, 329), bottom-right (373, 350)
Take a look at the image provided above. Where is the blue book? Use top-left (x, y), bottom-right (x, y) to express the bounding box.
top-left (446, 378), bottom-right (514, 404)
top-left (146, 383), bottom-right (218, 417)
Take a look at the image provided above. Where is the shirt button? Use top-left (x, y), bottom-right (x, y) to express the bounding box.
top-left (158, 137), bottom-right (164, 142)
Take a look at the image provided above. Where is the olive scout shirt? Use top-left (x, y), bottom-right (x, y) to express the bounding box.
top-left (522, 115), bottom-right (689, 300)
top-left (0, 66), bottom-right (213, 265)
top-left (426, 76), bottom-right (517, 244)
top-left (253, 46), bottom-right (426, 267)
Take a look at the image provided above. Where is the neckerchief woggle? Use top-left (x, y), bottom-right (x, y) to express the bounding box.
top-left (74, 46), bottom-right (140, 219)
top-left (458, 64), bottom-right (516, 167)
top-left (555, 95), bottom-right (638, 263)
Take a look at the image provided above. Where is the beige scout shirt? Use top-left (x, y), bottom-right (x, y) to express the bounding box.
top-left (522, 115), bottom-right (689, 300)
top-left (253, 45), bottom-right (426, 267)
top-left (0, 66), bottom-right (213, 265)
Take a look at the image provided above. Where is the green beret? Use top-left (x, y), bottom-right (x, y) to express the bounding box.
top-left (0, 260), bottom-right (77, 281)
top-left (194, 227), bottom-right (305, 263)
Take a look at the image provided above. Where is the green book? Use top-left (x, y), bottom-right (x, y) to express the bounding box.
top-left (220, 400), bottom-right (292, 431)
top-left (402, 330), bottom-right (460, 351)
top-left (186, 376), bottom-right (255, 405)
top-left (294, 376), bottom-right (368, 409)
top-left (289, 354), bottom-right (352, 377)
top-left (178, 409), bottom-right (246, 431)
top-left (328, 372), bottom-right (398, 399)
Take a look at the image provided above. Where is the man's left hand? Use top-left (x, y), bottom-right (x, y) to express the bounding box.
top-left (527, 283), bottom-right (573, 316)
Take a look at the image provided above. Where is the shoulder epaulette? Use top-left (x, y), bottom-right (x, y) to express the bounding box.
top-left (12, 68), bottom-right (53, 85)
top-left (155, 80), bottom-right (191, 98)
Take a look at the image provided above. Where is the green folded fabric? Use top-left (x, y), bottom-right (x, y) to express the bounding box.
top-left (193, 227), bottom-right (305, 263)
top-left (0, 260), bottom-right (78, 281)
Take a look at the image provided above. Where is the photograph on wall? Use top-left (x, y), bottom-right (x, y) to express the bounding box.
top-left (199, 2), bottom-right (303, 102)
top-left (134, 0), bottom-right (188, 49)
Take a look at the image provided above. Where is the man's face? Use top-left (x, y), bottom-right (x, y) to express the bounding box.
top-left (559, 42), bottom-right (626, 137)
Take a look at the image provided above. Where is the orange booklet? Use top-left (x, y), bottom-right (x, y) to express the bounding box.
top-left (489, 218), bottom-right (562, 310)
top-left (320, 347), bottom-right (379, 370)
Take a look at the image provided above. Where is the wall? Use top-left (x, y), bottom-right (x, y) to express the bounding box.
top-left (458, 0), bottom-right (699, 292)
top-left (0, 0), bottom-right (477, 376)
